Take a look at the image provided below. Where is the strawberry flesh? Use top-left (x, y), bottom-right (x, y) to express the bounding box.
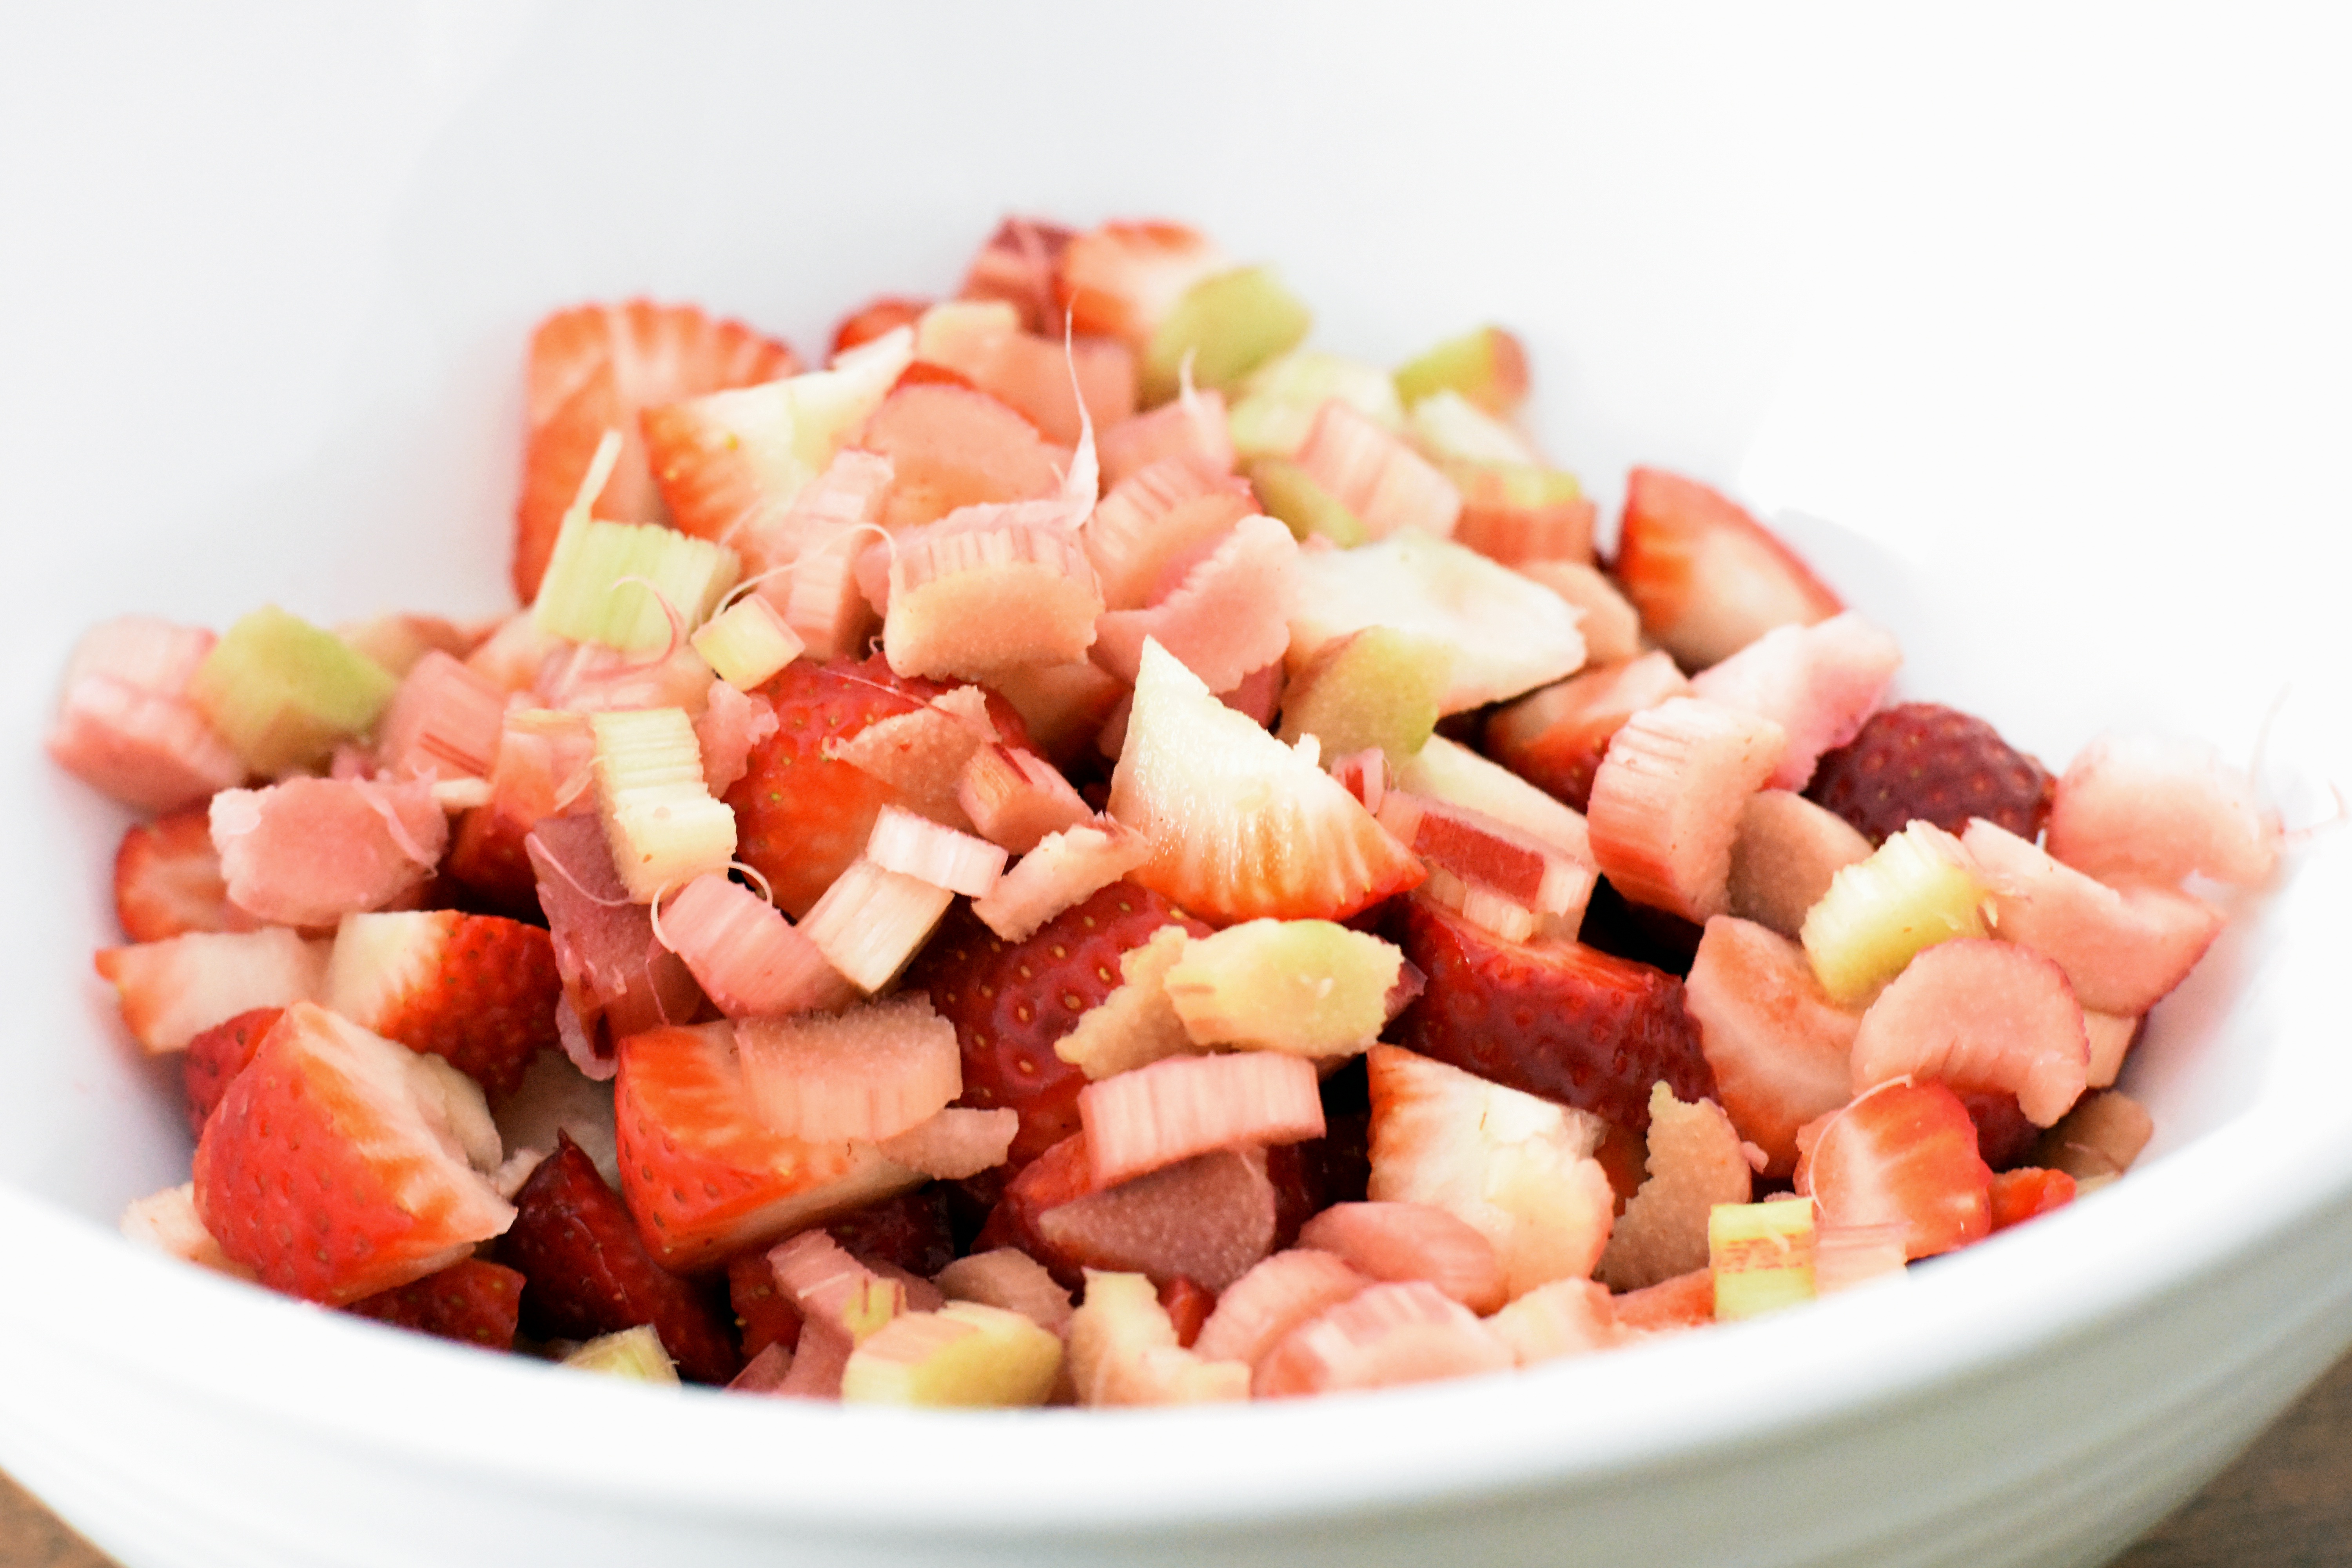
top-left (347, 1258), bottom-right (526, 1352)
top-left (1806, 702), bottom-right (2054, 847)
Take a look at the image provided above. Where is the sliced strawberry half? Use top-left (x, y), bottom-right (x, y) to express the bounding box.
top-left (514, 299), bottom-right (796, 603)
top-left (611, 1022), bottom-right (926, 1273)
top-left (114, 805), bottom-right (249, 943)
top-left (1611, 466), bottom-right (1842, 670)
top-left (1681, 916), bottom-right (1858, 1179)
top-left (1848, 938), bottom-right (2090, 1127)
top-left (499, 1131), bottom-right (741, 1383)
top-left (1385, 898), bottom-right (1712, 1136)
top-left (1106, 639), bottom-right (1421, 925)
top-left (1794, 1080), bottom-right (1993, 1260)
top-left (325, 910), bottom-right (563, 1099)
top-left (1054, 220), bottom-right (1230, 349)
top-left (180, 1006), bottom-right (283, 1138)
top-left (192, 1002), bottom-right (514, 1305)
top-left (958, 215), bottom-right (1076, 336)
top-left (346, 1257), bottom-right (526, 1352)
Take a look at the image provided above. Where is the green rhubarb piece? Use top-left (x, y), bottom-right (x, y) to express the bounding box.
top-left (690, 593), bottom-right (804, 690)
top-left (186, 604), bottom-right (399, 775)
top-left (1227, 349), bottom-right (1403, 461)
top-left (1247, 457), bottom-right (1367, 548)
top-left (1141, 265), bottom-right (1312, 406)
top-left (1800, 821), bottom-right (1989, 1004)
top-left (531, 512), bottom-right (741, 653)
top-left (1274, 626), bottom-right (1449, 760)
top-left (561, 1324), bottom-right (681, 1382)
top-left (1408, 389), bottom-right (1539, 467)
top-left (1444, 457), bottom-right (1584, 509)
top-left (1708, 1196), bottom-right (1818, 1321)
top-left (839, 1302), bottom-right (1064, 1407)
top-left (1162, 918), bottom-right (1403, 1057)
top-left (1393, 325), bottom-right (1530, 415)
top-left (590, 707), bottom-right (737, 902)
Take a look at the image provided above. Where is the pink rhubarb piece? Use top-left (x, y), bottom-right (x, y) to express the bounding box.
top-left (2043, 731), bottom-right (2281, 890)
top-left (657, 873), bottom-right (853, 1020)
top-left (210, 776), bottom-right (447, 928)
top-left (874, 1107), bottom-right (1020, 1180)
top-left (1082, 452), bottom-right (1257, 612)
top-left (1849, 937), bottom-right (2090, 1127)
top-left (797, 857), bottom-right (955, 994)
top-left (1253, 1279), bottom-right (1510, 1399)
top-left (1687, 611), bottom-right (1903, 791)
top-left (970, 820), bottom-right (1151, 942)
top-left (695, 679), bottom-right (780, 797)
top-left (1292, 401), bottom-right (1461, 540)
top-left (1377, 790), bottom-right (1595, 935)
top-left (735, 995), bottom-right (962, 1143)
top-left (1587, 696), bottom-right (1789, 923)
top-left (864, 803), bottom-right (1009, 898)
top-left (955, 745), bottom-right (1094, 854)
top-left (1036, 1147), bottom-right (1280, 1293)
top-left (1092, 513), bottom-right (1302, 692)
top-left (1078, 1049), bottom-right (1326, 1189)
top-left (1098, 388), bottom-right (1236, 486)
top-left (46, 616), bottom-right (243, 812)
top-left (1682, 916), bottom-right (1860, 1180)
top-left (376, 650), bottom-right (506, 781)
top-left (1191, 1249), bottom-right (1371, 1370)
top-left (1296, 1201), bottom-right (1507, 1316)
top-left (526, 816), bottom-right (704, 1077)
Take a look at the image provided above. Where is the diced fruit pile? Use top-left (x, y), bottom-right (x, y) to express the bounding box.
top-left (71, 212), bottom-right (2281, 1406)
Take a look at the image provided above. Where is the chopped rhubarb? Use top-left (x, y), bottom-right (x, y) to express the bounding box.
top-left (1800, 821), bottom-right (1990, 1004)
top-left (736, 995), bottom-right (962, 1143)
top-left (1141, 264), bottom-right (1313, 403)
top-left (1291, 400), bottom-right (1461, 541)
top-left (1682, 916), bottom-right (1860, 1179)
top-left (531, 511), bottom-right (740, 653)
top-left (1487, 1278), bottom-right (1621, 1365)
top-left (970, 820), bottom-right (1150, 942)
top-left (1687, 612), bottom-right (1904, 791)
top-left (1192, 1249), bottom-right (1371, 1370)
top-left (1274, 626), bottom-right (1450, 763)
top-left (2043, 731), bottom-right (2282, 890)
top-left (1036, 1147), bottom-right (1279, 1292)
top-left (1727, 790), bottom-right (1873, 940)
top-left (797, 857), bottom-right (956, 993)
top-left (1082, 454), bottom-right (1256, 610)
top-left (1597, 1083), bottom-right (1755, 1291)
top-left (1587, 696), bottom-right (1789, 924)
top-left (1098, 389), bottom-right (1236, 486)
top-left (1051, 925), bottom-right (1203, 1081)
top-left (934, 1247), bottom-right (1076, 1334)
top-left (1253, 1279), bottom-right (1510, 1399)
top-left (882, 518), bottom-right (1103, 682)
top-left (858, 380), bottom-right (1066, 530)
top-left (1229, 349), bottom-right (1404, 463)
top-left (955, 745), bottom-right (1093, 853)
top-left (1066, 1269), bottom-right (1249, 1407)
top-left (47, 616), bottom-right (244, 811)
top-left (186, 606), bottom-right (399, 777)
top-left (1162, 918), bottom-right (1403, 1058)
top-left (1092, 512), bottom-right (1302, 692)
top-left (1445, 461), bottom-right (1595, 567)
top-left (839, 1301), bottom-right (1063, 1407)
top-left (375, 650), bottom-right (505, 781)
top-left (1393, 325), bottom-right (1530, 415)
top-left (864, 803), bottom-right (1007, 897)
top-left (1079, 1050), bottom-right (1325, 1189)
top-left (690, 593), bottom-right (805, 690)
top-left (210, 775), bottom-right (447, 927)
top-left (1487, 650), bottom-right (1694, 813)
top-left (1708, 1196), bottom-right (1817, 1321)
top-left (873, 1106), bottom-right (1019, 1180)
top-left (588, 707), bottom-right (736, 903)
top-left (1296, 1201), bottom-right (1507, 1316)
top-left (656, 872), bottom-right (854, 1019)
top-left (1377, 791), bottom-right (1596, 938)
top-left (1514, 561), bottom-right (1642, 663)
top-left (768, 1229), bottom-right (907, 1345)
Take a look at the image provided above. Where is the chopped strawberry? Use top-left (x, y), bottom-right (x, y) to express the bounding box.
top-left (833, 296), bottom-right (929, 358)
top-left (1794, 1080), bottom-right (1993, 1260)
top-left (325, 911), bottom-right (562, 1098)
top-left (1610, 466), bottom-right (1843, 670)
top-left (1681, 916), bottom-right (1857, 1179)
top-left (1107, 640), bottom-right (1422, 926)
top-left (1610, 1268), bottom-right (1717, 1334)
top-left (1989, 1166), bottom-right (2078, 1230)
top-left (958, 216), bottom-right (1076, 336)
top-left (1158, 1276), bottom-right (1214, 1349)
top-left (971, 1131), bottom-right (1100, 1283)
top-left (724, 654), bottom-right (954, 919)
top-left (346, 1257), bottom-right (526, 1352)
top-left (611, 1022), bottom-right (928, 1273)
top-left (113, 806), bottom-right (247, 943)
top-left (728, 1247), bottom-right (804, 1358)
top-left (1686, 612), bottom-right (1904, 792)
top-left (180, 1006), bottom-right (283, 1138)
top-left (95, 928), bottom-right (327, 1055)
top-left (499, 1132), bottom-right (740, 1383)
top-left (513, 299), bottom-right (796, 603)
top-left (525, 816), bottom-right (704, 1078)
top-left (910, 300), bottom-right (1137, 446)
top-left (1054, 220), bottom-right (1229, 348)
top-left (905, 880), bottom-right (1212, 1171)
top-left (192, 1003), bottom-right (514, 1305)
top-left (1486, 651), bottom-right (1693, 813)
top-left (1385, 897), bottom-right (1713, 1136)
top-left (1805, 702), bottom-right (2055, 847)
top-left (827, 1185), bottom-right (961, 1281)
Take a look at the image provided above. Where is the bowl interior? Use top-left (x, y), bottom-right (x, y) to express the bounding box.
top-left (4, 0), bottom-right (2350, 1530)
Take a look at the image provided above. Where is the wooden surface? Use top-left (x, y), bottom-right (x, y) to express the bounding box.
top-left (6, 1350), bottom-right (2351, 1567)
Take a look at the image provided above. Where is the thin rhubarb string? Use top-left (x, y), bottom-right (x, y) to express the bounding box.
top-left (568, 428), bottom-right (625, 520)
top-left (534, 841), bottom-right (633, 909)
top-left (730, 858), bottom-right (777, 907)
top-left (606, 574), bottom-right (690, 663)
top-left (352, 778), bottom-right (438, 866)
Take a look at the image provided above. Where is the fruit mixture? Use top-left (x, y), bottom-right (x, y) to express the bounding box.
top-left (59, 215), bottom-right (2282, 1406)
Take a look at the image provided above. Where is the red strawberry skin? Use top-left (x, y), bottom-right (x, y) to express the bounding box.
top-left (364, 913), bottom-right (563, 1099)
top-left (1386, 896), bottom-right (1713, 1135)
top-left (907, 880), bottom-right (1213, 1171)
top-left (1797, 1081), bottom-right (1993, 1259)
top-left (1806, 702), bottom-right (2054, 847)
top-left (832, 296), bottom-right (928, 358)
top-left (827, 1185), bottom-right (960, 1280)
top-left (514, 300), bottom-right (797, 604)
top-left (347, 1258), bottom-right (525, 1352)
top-left (180, 1006), bottom-right (283, 1138)
top-left (726, 1249), bottom-right (804, 1359)
top-left (1158, 1276), bottom-right (1213, 1349)
top-left (499, 1133), bottom-right (740, 1384)
top-left (1612, 467), bottom-right (1842, 670)
top-left (725, 655), bottom-right (960, 920)
top-left (114, 806), bottom-right (245, 943)
top-left (960, 216), bottom-right (1076, 336)
top-left (971, 1132), bottom-right (1099, 1285)
top-left (1991, 1166), bottom-right (2078, 1231)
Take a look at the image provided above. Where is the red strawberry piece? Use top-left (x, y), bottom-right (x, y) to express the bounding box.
top-left (1805, 702), bottom-right (2055, 847)
top-left (180, 1006), bottom-right (284, 1138)
top-left (825, 1185), bottom-right (960, 1280)
top-left (114, 806), bottom-right (248, 943)
top-left (727, 1247), bottom-right (804, 1359)
top-left (499, 1132), bottom-right (740, 1384)
top-left (192, 1003), bottom-right (514, 1305)
top-left (1386, 896), bottom-right (1712, 1135)
top-left (441, 805), bottom-right (544, 920)
top-left (346, 1257), bottom-right (526, 1352)
top-left (1610, 466), bottom-right (1843, 671)
top-left (904, 880), bottom-right (1212, 1171)
top-left (1610, 1267), bottom-right (1715, 1334)
top-left (1795, 1080), bottom-right (1993, 1260)
top-left (1158, 1276), bottom-right (1213, 1350)
top-left (1990, 1166), bottom-right (2078, 1230)
top-left (972, 1130), bottom-right (1098, 1285)
top-left (724, 654), bottom-right (962, 919)
top-left (1959, 1091), bottom-right (2043, 1174)
top-left (513, 299), bottom-right (797, 604)
top-left (832, 296), bottom-right (929, 359)
top-left (327, 911), bottom-right (563, 1098)
top-left (526, 815), bottom-right (704, 1076)
top-left (612, 1022), bottom-right (924, 1273)
top-left (960, 216), bottom-right (1076, 336)
top-left (1681, 917), bottom-right (1854, 1180)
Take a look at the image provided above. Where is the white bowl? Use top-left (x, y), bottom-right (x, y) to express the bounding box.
top-left (5, 7), bottom-right (2350, 1567)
